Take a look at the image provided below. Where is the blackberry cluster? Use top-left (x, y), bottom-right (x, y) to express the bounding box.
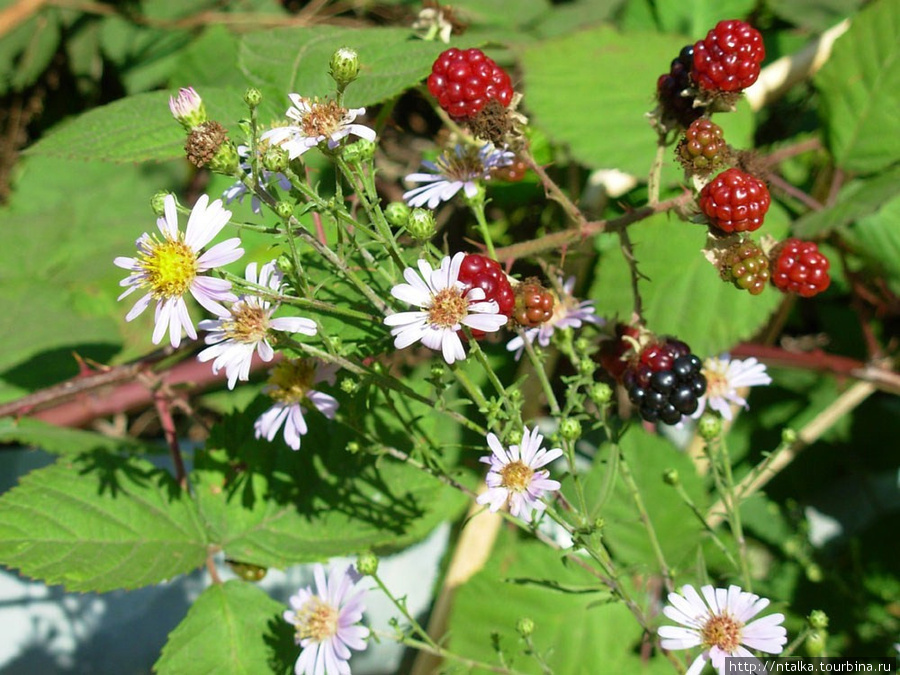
top-left (692, 20), bottom-right (766, 93)
top-left (770, 238), bottom-right (831, 297)
top-left (656, 45), bottom-right (705, 129)
top-left (622, 338), bottom-right (707, 425)
top-left (677, 118), bottom-right (728, 175)
top-left (513, 279), bottom-right (555, 328)
top-left (457, 254), bottom-right (515, 338)
top-left (721, 239), bottom-right (770, 295)
top-left (427, 48), bottom-right (514, 120)
top-left (699, 168), bottom-right (771, 234)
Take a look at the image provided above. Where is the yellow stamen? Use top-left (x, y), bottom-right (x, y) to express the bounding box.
top-left (300, 99), bottom-right (350, 139)
top-left (292, 597), bottom-right (339, 644)
top-left (499, 460), bottom-right (534, 493)
top-left (220, 303), bottom-right (270, 344)
top-left (138, 236), bottom-right (198, 299)
top-left (701, 613), bottom-right (743, 653)
top-left (428, 288), bottom-right (468, 328)
top-left (267, 359), bottom-right (316, 405)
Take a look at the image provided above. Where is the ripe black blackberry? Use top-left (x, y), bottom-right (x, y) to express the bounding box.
top-left (623, 338), bottom-right (707, 425)
top-left (656, 45), bottom-right (706, 130)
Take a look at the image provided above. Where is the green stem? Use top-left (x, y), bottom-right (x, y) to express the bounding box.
top-left (617, 446), bottom-right (673, 592)
top-left (465, 334), bottom-right (508, 404)
top-left (469, 198), bottom-right (496, 259)
top-left (369, 574), bottom-right (439, 650)
top-left (671, 482), bottom-right (739, 571)
top-left (449, 361), bottom-right (491, 414)
top-left (520, 330), bottom-right (561, 415)
top-left (375, 631), bottom-right (531, 675)
top-left (718, 435), bottom-right (753, 591)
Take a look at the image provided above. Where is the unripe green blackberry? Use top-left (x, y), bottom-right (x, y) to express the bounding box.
top-left (384, 202), bottom-right (411, 227)
top-left (720, 239), bottom-right (770, 295)
top-left (330, 47), bottom-right (360, 89)
top-left (676, 118), bottom-right (728, 175)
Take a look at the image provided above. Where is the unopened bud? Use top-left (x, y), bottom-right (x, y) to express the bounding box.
top-left (169, 86), bottom-right (206, 131)
top-left (782, 428), bottom-right (798, 445)
top-left (516, 617), bottom-right (535, 637)
top-left (662, 468), bottom-right (679, 486)
top-left (589, 382), bottom-right (613, 406)
top-left (340, 378), bottom-right (359, 394)
top-left (263, 146), bottom-right (289, 174)
top-left (346, 441), bottom-right (361, 454)
top-left (150, 191), bottom-right (169, 217)
top-left (274, 201), bottom-right (294, 220)
top-left (559, 418), bottom-right (582, 442)
top-left (808, 610), bottom-right (828, 630)
top-left (330, 47), bottom-right (360, 89)
top-left (697, 412), bottom-right (722, 440)
top-left (385, 202), bottom-right (411, 227)
top-left (341, 138), bottom-right (375, 163)
top-left (244, 87), bottom-right (262, 109)
top-left (406, 207), bottom-right (436, 242)
top-left (356, 551), bottom-right (378, 576)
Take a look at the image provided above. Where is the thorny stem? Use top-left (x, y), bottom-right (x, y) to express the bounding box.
top-left (648, 133), bottom-right (668, 206)
top-left (151, 386), bottom-right (187, 490)
top-left (617, 225), bottom-right (646, 320)
top-left (522, 148), bottom-right (586, 229)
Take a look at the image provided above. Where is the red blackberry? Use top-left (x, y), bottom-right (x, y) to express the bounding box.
top-left (699, 168), bottom-right (771, 234)
top-left (692, 20), bottom-right (765, 93)
top-left (656, 45), bottom-right (705, 129)
top-left (427, 48), bottom-right (514, 121)
top-left (513, 279), bottom-right (555, 328)
top-left (624, 338), bottom-right (707, 425)
top-left (720, 239), bottom-right (770, 295)
top-left (770, 239), bottom-right (831, 297)
top-left (457, 254), bottom-right (515, 338)
top-left (677, 118), bottom-right (728, 175)
top-left (599, 324), bottom-right (640, 382)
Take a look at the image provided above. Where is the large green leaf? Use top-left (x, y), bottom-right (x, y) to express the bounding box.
top-left (193, 384), bottom-right (468, 569)
top-left (792, 165), bottom-right (900, 238)
top-left (0, 455), bottom-right (208, 591)
top-left (843, 194), bottom-right (900, 295)
top-left (448, 530), bottom-right (670, 674)
top-left (239, 26), bottom-right (474, 108)
top-left (154, 580), bottom-right (292, 675)
top-left (655, 0), bottom-right (757, 40)
top-left (769, 0), bottom-right (865, 31)
top-left (588, 207), bottom-right (789, 356)
top-left (815, 0), bottom-right (900, 173)
top-left (0, 417), bottom-right (160, 456)
top-left (521, 27), bottom-right (704, 176)
top-left (25, 86), bottom-right (265, 163)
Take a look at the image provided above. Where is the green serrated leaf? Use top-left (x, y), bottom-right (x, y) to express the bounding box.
top-left (25, 87), bottom-right (262, 163)
top-left (170, 25), bottom-right (247, 89)
top-left (769, 0), bottom-right (865, 31)
top-left (792, 164), bottom-right (900, 238)
top-left (655, 0), bottom-right (757, 40)
top-left (520, 27), bottom-right (696, 176)
top-left (589, 207), bottom-right (789, 356)
top-left (449, 0), bottom-right (550, 29)
top-left (239, 26), bottom-right (476, 108)
top-left (815, 0), bottom-right (900, 173)
top-left (448, 529), bottom-right (670, 674)
top-left (154, 580), bottom-right (293, 675)
top-left (844, 194), bottom-right (900, 295)
top-left (0, 454), bottom-right (208, 591)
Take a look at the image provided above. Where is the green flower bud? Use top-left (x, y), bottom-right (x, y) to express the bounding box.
top-left (150, 191), bottom-right (170, 217)
top-left (346, 441), bottom-right (361, 454)
top-left (406, 208), bottom-right (436, 242)
top-left (588, 382), bottom-right (613, 406)
top-left (559, 418), bottom-right (582, 442)
top-left (807, 610), bottom-right (829, 630)
top-left (370, 361), bottom-right (386, 376)
top-left (574, 336), bottom-right (591, 354)
top-left (356, 551), bottom-right (379, 576)
top-left (697, 412), bottom-right (723, 441)
top-left (430, 363), bottom-right (446, 379)
top-left (263, 146), bottom-right (289, 174)
top-left (340, 378), bottom-right (359, 394)
top-left (516, 617), bottom-right (535, 638)
top-left (208, 138), bottom-right (240, 176)
top-left (330, 47), bottom-right (360, 89)
top-left (244, 87), bottom-right (262, 109)
top-left (168, 86), bottom-right (207, 132)
top-left (782, 427), bottom-right (798, 445)
top-left (275, 255), bottom-right (292, 276)
top-left (806, 563), bottom-right (823, 583)
top-left (341, 138), bottom-right (375, 164)
top-left (274, 201), bottom-right (294, 220)
top-left (384, 202), bottom-right (412, 227)
top-left (805, 630), bottom-right (827, 657)
top-left (508, 388), bottom-right (524, 404)
top-left (662, 468), bottom-right (680, 486)
top-left (577, 358), bottom-right (595, 375)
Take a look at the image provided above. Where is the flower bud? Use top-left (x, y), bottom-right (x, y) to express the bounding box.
top-left (150, 191), bottom-right (169, 217)
top-left (574, 336), bottom-right (591, 353)
top-left (406, 208), bottom-right (436, 242)
top-left (589, 382), bottom-right (613, 406)
top-left (807, 610), bottom-right (829, 630)
top-left (516, 617), bottom-right (535, 638)
top-left (346, 441), bottom-right (361, 454)
top-left (330, 47), bottom-right (360, 89)
top-left (244, 87), bottom-right (262, 109)
top-left (385, 202), bottom-right (411, 227)
top-left (341, 138), bottom-right (375, 164)
top-left (340, 378), bottom-right (359, 394)
top-left (263, 146), bottom-right (289, 174)
top-left (356, 551), bottom-right (379, 576)
top-left (697, 412), bottom-right (723, 440)
top-left (805, 630), bottom-right (827, 657)
top-left (782, 427), bottom-right (798, 445)
top-left (169, 86), bottom-right (207, 131)
top-left (430, 363), bottom-right (446, 379)
top-left (559, 418), bottom-right (582, 442)
top-left (274, 201), bottom-right (294, 220)
top-left (662, 468), bottom-right (680, 486)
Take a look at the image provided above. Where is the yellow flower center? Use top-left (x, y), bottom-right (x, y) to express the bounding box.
top-left (220, 303), bottom-right (270, 344)
top-left (499, 459), bottom-right (534, 493)
top-left (437, 145), bottom-right (487, 181)
top-left (702, 361), bottom-right (729, 398)
top-left (427, 287), bottom-right (469, 329)
top-left (292, 596), bottom-right (339, 644)
top-left (266, 358), bottom-right (316, 405)
top-left (701, 613), bottom-right (743, 653)
top-left (300, 99), bottom-right (350, 139)
top-left (138, 236), bottom-right (198, 299)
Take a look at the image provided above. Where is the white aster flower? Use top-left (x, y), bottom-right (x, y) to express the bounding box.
top-left (261, 94), bottom-right (376, 160)
top-left (403, 143), bottom-right (514, 209)
top-left (476, 425), bottom-right (563, 522)
top-left (197, 261), bottom-right (317, 389)
top-left (254, 358), bottom-right (339, 451)
top-left (383, 252), bottom-right (508, 364)
top-left (284, 564), bottom-right (369, 675)
top-left (507, 276), bottom-right (602, 360)
top-left (114, 194), bottom-right (243, 348)
top-left (659, 584), bottom-right (787, 675)
top-left (222, 145), bottom-right (292, 214)
top-left (692, 356), bottom-right (772, 421)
